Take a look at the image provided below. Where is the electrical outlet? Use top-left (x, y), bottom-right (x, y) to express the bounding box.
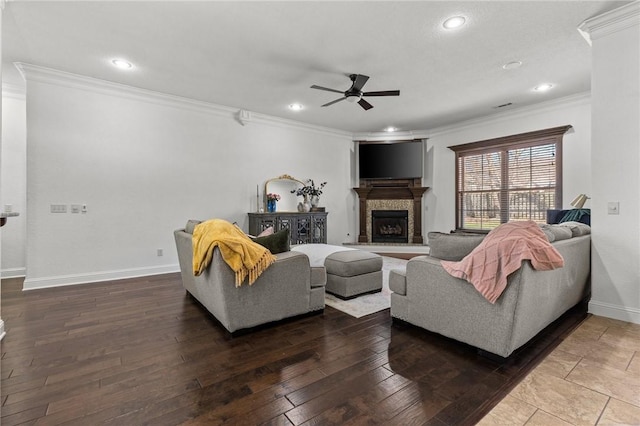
top-left (607, 202), bottom-right (620, 215)
top-left (157, 249), bottom-right (163, 257)
top-left (50, 204), bottom-right (67, 213)
top-left (82, 204), bottom-right (87, 213)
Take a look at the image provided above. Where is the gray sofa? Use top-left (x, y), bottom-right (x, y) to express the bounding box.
top-left (174, 227), bottom-right (326, 334)
top-left (389, 223), bottom-right (591, 357)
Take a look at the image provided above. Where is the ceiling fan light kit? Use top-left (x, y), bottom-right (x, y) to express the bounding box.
top-left (311, 73), bottom-right (400, 111)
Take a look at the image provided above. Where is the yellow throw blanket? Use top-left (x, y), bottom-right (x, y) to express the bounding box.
top-left (192, 219), bottom-right (276, 286)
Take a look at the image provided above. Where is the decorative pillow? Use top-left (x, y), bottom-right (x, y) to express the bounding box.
top-left (257, 226), bottom-right (274, 237)
top-left (185, 219), bottom-right (202, 234)
top-left (251, 229), bottom-right (290, 254)
top-left (427, 232), bottom-right (486, 261)
top-left (558, 221), bottom-right (591, 237)
top-left (538, 224), bottom-right (557, 242)
top-left (545, 224), bottom-right (573, 241)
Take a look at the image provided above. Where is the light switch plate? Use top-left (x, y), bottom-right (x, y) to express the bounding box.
top-left (607, 202), bottom-right (620, 215)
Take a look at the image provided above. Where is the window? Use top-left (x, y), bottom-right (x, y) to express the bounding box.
top-left (449, 125), bottom-right (572, 231)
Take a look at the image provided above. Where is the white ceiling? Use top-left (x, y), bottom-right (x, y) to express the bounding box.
top-left (2, 1), bottom-right (630, 134)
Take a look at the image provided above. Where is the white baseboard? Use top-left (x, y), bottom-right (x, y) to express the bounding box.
top-left (1, 267), bottom-right (26, 279)
top-left (0, 319), bottom-right (6, 341)
top-left (22, 264), bottom-right (180, 291)
top-left (589, 300), bottom-right (640, 325)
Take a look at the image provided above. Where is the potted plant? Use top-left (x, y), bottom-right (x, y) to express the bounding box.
top-left (291, 179), bottom-right (327, 210)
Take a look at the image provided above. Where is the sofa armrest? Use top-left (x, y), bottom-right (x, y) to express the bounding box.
top-left (389, 269), bottom-right (407, 295)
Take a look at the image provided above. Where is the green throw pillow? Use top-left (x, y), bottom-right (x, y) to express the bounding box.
top-left (251, 229), bottom-right (290, 254)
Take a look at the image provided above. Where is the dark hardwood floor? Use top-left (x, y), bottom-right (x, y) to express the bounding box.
top-left (1, 274), bottom-right (587, 425)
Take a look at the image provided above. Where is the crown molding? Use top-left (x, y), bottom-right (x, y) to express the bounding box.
top-left (354, 92), bottom-right (590, 141)
top-left (2, 82), bottom-right (26, 100)
top-left (14, 63), bottom-right (351, 140)
top-left (578, 1), bottom-right (640, 45)
top-left (246, 110), bottom-right (351, 138)
top-left (352, 130), bottom-right (429, 142)
top-left (425, 92), bottom-right (590, 139)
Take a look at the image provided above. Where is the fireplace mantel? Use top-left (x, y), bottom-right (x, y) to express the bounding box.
top-left (353, 178), bottom-right (429, 244)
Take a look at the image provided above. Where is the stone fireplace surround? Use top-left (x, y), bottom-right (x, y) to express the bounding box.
top-left (354, 178), bottom-right (429, 244)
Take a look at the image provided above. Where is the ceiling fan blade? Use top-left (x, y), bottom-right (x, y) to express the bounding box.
top-left (311, 85), bottom-right (344, 94)
top-left (363, 90), bottom-right (400, 97)
top-left (358, 98), bottom-right (374, 110)
top-left (322, 97), bottom-right (347, 107)
top-left (351, 74), bottom-right (370, 91)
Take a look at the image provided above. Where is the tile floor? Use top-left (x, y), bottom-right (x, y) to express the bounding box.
top-left (479, 315), bottom-right (640, 425)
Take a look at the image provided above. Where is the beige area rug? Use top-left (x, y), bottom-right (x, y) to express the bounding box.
top-left (324, 256), bottom-right (409, 318)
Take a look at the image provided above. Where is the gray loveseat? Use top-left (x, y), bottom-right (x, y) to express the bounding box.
top-left (389, 222), bottom-right (591, 358)
top-left (174, 225), bottom-right (326, 334)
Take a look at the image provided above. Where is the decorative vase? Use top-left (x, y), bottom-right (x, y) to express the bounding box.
top-left (310, 195), bottom-right (320, 208)
top-left (302, 196), bottom-right (311, 212)
top-left (267, 199), bottom-right (276, 213)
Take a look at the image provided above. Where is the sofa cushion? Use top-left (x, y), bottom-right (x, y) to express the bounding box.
top-left (427, 232), bottom-right (486, 261)
top-left (543, 224), bottom-right (573, 241)
top-left (310, 266), bottom-right (327, 288)
top-left (538, 224), bottom-right (557, 242)
top-left (558, 221), bottom-right (591, 237)
top-left (251, 229), bottom-right (290, 254)
top-left (185, 219), bottom-right (202, 234)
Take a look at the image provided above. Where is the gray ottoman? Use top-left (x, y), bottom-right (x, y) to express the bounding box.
top-left (325, 250), bottom-right (383, 299)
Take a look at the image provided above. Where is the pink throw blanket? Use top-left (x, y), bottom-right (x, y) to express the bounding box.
top-left (441, 221), bottom-right (564, 304)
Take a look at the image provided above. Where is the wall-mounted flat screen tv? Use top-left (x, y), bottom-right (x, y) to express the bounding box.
top-left (359, 141), bottom-right (423, 179)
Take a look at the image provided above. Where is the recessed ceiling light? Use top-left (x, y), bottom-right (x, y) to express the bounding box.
top-left (534, 83), bottom-right (553, 92)
top-left (385, 126), bottom-right (397, 132)
top-left (111, 59), bottom-right (133, 70)
top-left (443, 16), bottom-right (466, 30)
top-left (288, 103), bottom-right (303, 111)
top-left (503, 61), bottom-right (522, 70)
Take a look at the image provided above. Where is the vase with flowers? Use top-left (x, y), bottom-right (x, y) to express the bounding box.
top-left (291, 179), bottom-right (327, 211)
top-left (266, 193), bottom-right (281, 213)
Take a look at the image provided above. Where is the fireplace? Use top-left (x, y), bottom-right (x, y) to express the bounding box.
top-left (371, 210), bottom-right (409, 243)
top-left (353, 177), bottom-right (429, 244)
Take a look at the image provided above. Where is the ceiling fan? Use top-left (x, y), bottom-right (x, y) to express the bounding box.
top-left (310, 74), bottom-right (400, 110)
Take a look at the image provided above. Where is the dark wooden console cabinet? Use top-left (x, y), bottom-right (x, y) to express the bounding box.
top-left (353, 178), bottom-right (428, 244)
top-left (248, 212), bottom-right (328, 245)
